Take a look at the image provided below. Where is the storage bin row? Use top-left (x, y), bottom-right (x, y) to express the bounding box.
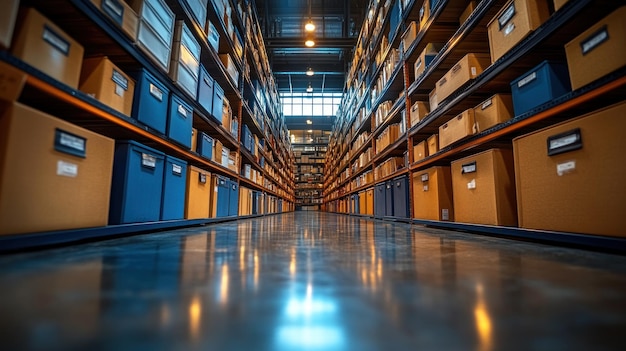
top-left (0, 101), bottom-right (290, 236)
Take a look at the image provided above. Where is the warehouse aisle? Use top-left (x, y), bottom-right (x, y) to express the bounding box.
top-left (0, 212), bottom-right (625, 350)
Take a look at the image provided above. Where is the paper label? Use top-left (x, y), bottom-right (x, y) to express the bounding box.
top-left (467, 179), bottom-right (476, 189)
top-left (149, 83), bottom-right (163, 101)
top-left (172, 164), bottom-right (182, 175)
top-left (471, 67), bottom-right (477, 76)
top-left (481, 98), bottom-right (493, 110)
top-left (58, 131), bottom-right (85, 153)
top-left (442, 209), bottom-right (449, 221)
top-left (115, 84), bottom-right (124, 97)
top-left (550, 134), bottom-right (579, 150)
top-left (518, 72), bottom-right (537, 88)
top-left (462, 162), bottom-right (477, 174)
top-left (199, 173), bottom-right (207, 183)
top-left (141, 153), bottom-right (157, 168)
top-left (57, 160), bottom-right (78, 177)
top-left (112, 70), bottom-right (128, 90)
top-left (423, 185), bottom-right (429, 191)
top-left (581, 26), bottom-right (609, 55)
top-left (43, 26), bottom-right (70, 56)
top-left (421, 173), bottom-right (429, 182)
top-left (178, 104), bottom-right (188, 118)
top-left (504, 22), bottom-right (515, 36)
top-left (557, 160), bottom-right (576, 176)
top-left (102, 0), bottom-right (124, 25)
top-left (498, 3), bottom-right (516, 30)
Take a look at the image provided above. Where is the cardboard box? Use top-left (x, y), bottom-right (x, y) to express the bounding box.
top-left (427, 134), bottom-right (439, 155)
top-left (436, 53), bottom-right (491, 104)
top-left (513, 101), bottom-right (626, 237)
top-left (439, 109), bottom-right (475, 149)
top-left (412, 166), bottom-right (453, 221)
top-left (366, 188), bottom-right (374, 216)
top-left (219, 54), bottom-right (240, 87)
top-left (79, 57), bottom-right (135, 116)
top-left (208, 174), bottom-right (218, 217)
top-left (185, 166), bottom-right (211, 219)
top-left (0, 102), bottom-right (114, 235)
top-left (428, 88), bottom-right (439, 110)
top-left (191, 127), bottom-right (198, 152)
top-left (402, 21), bottom-right (418, 53)
top-left (414, 43), bottom-right (441, 79)
top-left (413, 140), bottom-right (427, 163)
top-left (473, 94), bottom-right (513, 133)
top-left (459, 1), bottom-right (477, 24)
top-left (90, 0), bottom-right (139, 41)
top-left (553, 0), bottom-right (570, 11)
top-left (359, 191), bottom-right (366, 215)
top-left (487, 0), bottom-right (550, 63)
top-left (565, 7), bottom-right (626, 90)
top-left (130, 0), bottom-right (175, 72)
top-left (0, 0), bottom-right (19, 49)
top-left (170, 21), bottom-right (201, 99)
top-left (410, 101), bottom-right (429, 127)
top-left (418, 0), bottom-right (431, 29)
top-left (213, 139), bottom-right (223, 163)
top-left (510, 60), bottom-right (570, 116)
top-left (11, 8), bottom-right (85, 89)
top-left (451, 149), bottom-right (517, 226)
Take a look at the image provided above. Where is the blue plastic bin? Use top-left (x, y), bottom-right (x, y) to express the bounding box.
top-left (110, 140), bottom-right (165, 224)
top-left (392, 175), bottom-right (410, 218)
top-left (385, 180), bottom-right (394, 216)
top-left (510, 60), bottom-right (571, 116)
top-left (131, 69), bottom-right (169, 134)
top-left (197, 65), bottom-right (213, 114)
top-left (167, 94), bottom-right (193, 148)
top-left (197, 132), bottom-right (213, 160)
top-left (212, 81), bottom-right (224, 123)
top-left (375, 183), bottom-right (386, 216)
top-left (229, 180), bottom-right (239, 216)
top-left (216, 176), bottom-right (230, 217)
top-left (161, 155), bottom-right (187, 220)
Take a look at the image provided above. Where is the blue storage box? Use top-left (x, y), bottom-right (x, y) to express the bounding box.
top-left (388, 0), bottom-right (401, 41)
top-left (242, 124), bottom-right (252, 152)
top-left (385, 180), bottom-right (394, 216)
top-left (228, 180), bottom-right (239, 216)
top-left (251, 191), bottom-right (259, 215)
top-left (375, 183), bottom-right (386, 216)
top-left (216, 176), bottom-right (230, 217)
top-left (392, 175), bottom-right (410, 218)
top-left (212, 81), bottom-right (224, 123)
top-left (197, 132), bottom-right (213, 159)
top-left (197, 65), bottom-right (213, 115)
top-left (110, 140), bottom-right (165, 224)
top-left (167, 94), bottom-right (193, 148)
top-left (161, 155), bottom-right (187, 220)
top-left (131, 69), bottom-right (170, 134)
top-left (510, 60), bottom-right (571, 116)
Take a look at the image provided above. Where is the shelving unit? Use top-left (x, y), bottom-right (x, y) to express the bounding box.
top-left (0, 0), bottom-right (295, 252)
top-left (294, 143), bottom-right (327, 210)
top-left (323, 0), bottom-right (626, 252)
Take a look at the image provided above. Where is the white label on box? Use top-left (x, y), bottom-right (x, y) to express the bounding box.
top-left (518, 72), bottom-right (537, 88)
top-left (42, 26), bottom-right (70, 56)
top-left (149, 83), bottom-right (163, 101)
top-left (498, 3), bottom-right (516, 29)
top-left (421, 173), bottom-right (429, 182)
top-left (172, 164), bottom-right (182, 175)
top-left (59, 132), bottom-right (86, 153)
top-left (112, 70), bottom-right (128, 90)
top-left (115, 84), bottom-right (124, 97)
top-left (504, 22), bottom-right (515, 36)
top-left (471, 67), bottom-right (477, 76)
top-left (178, 104), bottom-right (188, 118)
top-left (550, 133), bottom-right (579, 150)
top-left (142, 153), bottom-right (157, 168)
top-left (57, 160), bottom-right (78, 177)
top-left (581, 27), bottom-right (608, 55)
top-left (482, 98), bottom-right (493, 110)
top-left (423, 185), bottom-right (429, 191)
top-left (442, 209), bottom-right (449, 221)
top-left (557, 160), bottom-right (576, 176)
top-left (467, 179), bottom-right (476, 189)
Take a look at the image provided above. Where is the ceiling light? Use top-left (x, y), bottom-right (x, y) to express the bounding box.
top-left (305, 39), bottom-right (315, 47)
top-left (306, 68), bottom-right (314, 76)
top-left (306, 120), bottom-right (313, 125)
top-left (305, 20), bottom-right (315, 32)
top-left (306, 82), bottom-right (313, 93)
top-left (307, 130), bottom-right (313, 133)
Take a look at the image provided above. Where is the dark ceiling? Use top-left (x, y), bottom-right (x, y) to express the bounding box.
top-left (254, 0), bottom-right (368, 93)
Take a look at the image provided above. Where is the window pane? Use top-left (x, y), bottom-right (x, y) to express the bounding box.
top-left (313, 105), bottom-right (324, 115)
top-left (292, 104), bottom-right (302, 116)
top-left (313, 97), bottom-right (324, 105)
top-left (332, 105), bottom-right (339, 115)
top-left (283, 105), bottom-right (292, 115)
top-left (303, 104), bottom-right (313, 115)
top-left (292, 97), bottom-right (302, 105)
top-left (282, 98), bottom-right (292, 105)
top-left (323, 104), bottom-right (333, 116)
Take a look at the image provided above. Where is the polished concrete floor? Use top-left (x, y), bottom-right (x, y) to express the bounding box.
top-left (0, 212), bottom-right (625, 351)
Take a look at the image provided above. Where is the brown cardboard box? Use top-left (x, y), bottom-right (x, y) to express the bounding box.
top-left (79, 57), bottom-right (135, 116)
top-left (414, 43), bottom-right (441, 79)
top-left (473, 94), bottom-right (513, 133)
top-left (185, 166), bottom-right (211, 219)
top-left (459, 1), bottom-right (477, 24)
top-left (428, 88), bottom-right (439, 110)
top-left (191, 127), bottom-right (198, 152)
top-left (366, 188), bottom-right (374, 216)
top-left (11, 8), bottom-right (85, 89)
top-left (436, 53), bottom-right (491, 103)
top-left (90, 0), bottom-right (139, 41)
top-left (513, 102), bottom-right (626, 237)
top-left (0, 60), bottom-right (26, 101)
top-left (0, 0), bottom-right (19, 49)
top-left (487, 0), bottom-right (550, 63)
top-left (412, 166), bottom-right (454, 221)
top-left (418, 0), bottom-right (431, 29)
top-left (439, 109), bottom-right (475, 149)
top-left (213, 139), bottom-right (223, 163)
top-left (402, 21), bottom-right (418, 52)
top-left (451, 149), bottom-right (517, 226)
top-left (239, 187), bottom-right (250, 216)
top-left (219, 53), bottom-right (239, 87)
top-left (513, 101), bottom-right (626, 237)
top-left (410, 101), bottom-right (429, 127)
top-left (553, 0), bottom-right (570, 11)
top-left (427, 134), bottom-right (439, 155)
top-left (359, 191), bottom-right (366, 215)
top-left (565, 7), bottom-right (626, 90)
top-left (209, 174), bottom-right (218, 217)
top-left (0, 102), bottom-right (114, 235)
top-left (413, 140), bottom-right (427, 163)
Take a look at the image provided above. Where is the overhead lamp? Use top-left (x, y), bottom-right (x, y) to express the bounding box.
top-left (306, 67), bottom-right (314, 76)
top-left (305, 39), bottom-right (315, 47)
top-left (306, 82), bottom-right (313, 93)
top-left (306, 120), bottom-right (313, 125)
top-left (305, 20), bottom-right (315, 32)
top-left (307, 130), bottom-right (313, 133)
